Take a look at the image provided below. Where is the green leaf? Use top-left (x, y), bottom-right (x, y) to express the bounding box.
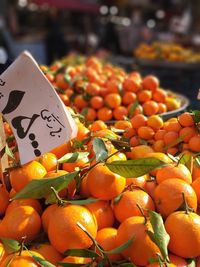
top-left (30, 254), bottom-right (56, 267)
top-left (110, 139), bottom-right (131, 152)
top-left (92, 137), bottom-right (108, 162)
top-left (187, 259), bottom-right (196, 267)
top-left (106, 158), bottom-right (167, 178)
top-left (5, 254), bottom-right (15, 267)
top-left (164, 135), bottom-right (184, 151)
top-left (191, 110), bottom-right (200, 123)
top-left (104, 237), bottom-right (134, 254)
top-left (58, 152), bottom-right (89, 164)
top-left (128, 101), bottom-right (139, 118)
top-left (0, 237), bottom-right (20, 254)
top-left (179, 153), bottom-right (193, 172)
top-left (64, 249), bottom-right (99, 258)
top-left (12, 171), bottom-right (79, 200)
top-left (113, 192), bottom-right (124, 204)
top-left (5, 144), bottom-right (15, 159)
top-left (147, 210), bottom-right (170, 261)
top-left (81, 108), bottom-right (89, 117)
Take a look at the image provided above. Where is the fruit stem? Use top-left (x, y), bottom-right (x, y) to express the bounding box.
top-left (182, 192), bottom-right (190, 214)
top-left (50, 186), bottom-right (65, 206)
top-left (136, 203), bottom-right (147, 224)
top-left (18, 236), bottom-right (26, 256)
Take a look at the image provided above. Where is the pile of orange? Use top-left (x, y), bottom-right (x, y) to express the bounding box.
top-left (1, 108), bottom-right (200, 266)
top-left (41, 56), bottom-right (181, 121)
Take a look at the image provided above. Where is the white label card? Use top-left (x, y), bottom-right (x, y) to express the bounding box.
top-left (0, 51), bottom-right (77, 165)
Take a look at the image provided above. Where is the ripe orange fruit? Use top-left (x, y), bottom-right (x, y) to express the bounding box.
top-left (48, 204), bottom-right (97, 253)
top-left (63, 157), bottom-right (89, 172)
top-left (85, 200), bottom-right (114, 230)
top-left (147, 115), bottom-right (163, 131)
top-left (163, 119), bottom-right (182, 132)
top-left (116, 216), bottom-right (160, 266)
top-left (84, 107), bottom-right (97, 121)
top-left (154, 129), bottom-right (167, 140)
top-left (178, 112), bottom-right (195, 127)
top-left (58, 256), bottom-right (92, 266)
top-left (9, 161), bottom-right (47, 192)
top-left (50, 141), bottom-right (72, 159)
top-left (38, 152), bottom-right (57, 172)
top-left (179, 127), bottom-right (197, 143)
top-left (31, 243), bottom-right (63, 265)
top-left (143, 179), bottom-right (157, 200)
top-left (113, 189), bottom-right (155, 222)
top-left (158, 102), bottom-right (167, 113)
top-left (96, 227), bottom-right (122, 262)
top-left (142, 75), bottom-right (159, 92)
top-left (114, 120), bottom-right (132, 130)
top-left (0, 185), bottom-right (9, 216)
top-left (87, 164), bottom-right (126, 200)
top-left (126, 145), bottom-right (154, 159)
top-left (192, 177), bottom-right (200, 204)
top-left (192, 162), bottom-right (200, 181)
top-left (123, 78), bottom-right (141, 93)
top-left (122, 91), bottom-right (137, 105)
top-left (152, 140), bottom-right (165, 152)
top-left (113, 106), bottom-right (128, 120)
top-left (6, 198), bottom-right (42, 215)
top-left (165, 211), bottom-right (200, 258)
top-left (74, 95), bottom-right (88, 109)
top-left (137, 126), bottom-right (155, 140)
top-left (163, 131), bottom-right (179, 146)
top-left (0, 242), bottom-right (7, 264)
top-left (89, 120), bottom-right (107, 132)
top-left (152, 88), bottom-right (167, 103)
top-left (130, 136), bottom-right (141, 147)
top-left (147, 263), bottom-right (176, 267)
top-left (0, 250), bottom-right (43, 267)
top-left (156, 163), bottom-right (192, 184)
top-left (143, 100), bottom-right (159, 116)
top-left (169, 253), bottom-right (187, 267)
top-left (126, 174), bottom-right (149, 189)
top-left (105, 93), bottom-right (121, 109)
top-left (90, 96), bottom-right (104, 109)
top-left (86, 82), bottom-right (100, 96)
top-left (0, 205), bottom-right (41, 241)
top-left (41, 204), bottom-right (57, 232)
top-left (189, 135), bottom-right (200, 152)
top-left (97, 107), bottom-right (113, 121)
top-left (130, 114), bottom-right (147, 129)
top-left (137, 90), bottom-right (152, 103)
top-left (76, 122), bottom-right (90, 141)
top-left (154, 178), bottom-right (197, 218)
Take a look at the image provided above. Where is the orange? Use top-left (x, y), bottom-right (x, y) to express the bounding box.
top-left (9, 161), bottom-right (47, 192)
top-left (154, 178), bottom-right (197, 218)
top-left (152, 88), bottom-right (167, 103)
top-left (105, 93), bottom-right (121, 109)
top-left (95, 227), bottom-right (122, 262)
top-left (163, 119), bottom-right (182, 133)
top-left (130, 136), bottom-right (141, 147)
top-left (84, 107), bottom-right (97, 121)
top-left (113, 106), bottom-right (128, 120)
top-left (163, 131), bottom-right (179, 146)
top-left (179, 127), bottom-right (197, 143)
top-left (143, 179), bottom-right (157, 200)
top-left (143, 100), bottom-right (159, 116)
top-left (74, 94), bottom-right (88, 109)
top-left (114, 120), bottom-right (132, 130)
top-left (124, 128), bottom-right (136, 138)
top-left (55, 73), bottom-right (69, 90)
top-left (192, 162), bottom-right (200, 181)
top-left (58, 93), bottom-right (70, 106)
top-left (87, 163), bottom-right (126, 200)
top-left (137, 126), bottom-right (155, 140)
top-left (93, 129), bottom-right (117, 139)
top-left (130, 114), bottom-right (147, 129)
top-left (123, 78), bottom-right (141, 93)
top-left (169, 253), bottom-right (187, 267)
top-left (126, 174), bottom-right (149, 189)
top-left (158, 102), bottom-right (167, 113)
top-left (97, 107), bottom-right (113, 121)
top-left (152, 140), bottom-right (165, 152)
top-left (31, 243), bottom-right (63, 265)
top-left (137, 90), bottom-right (152, 103)
top-left (165, 211), bottom-right (200, 258)
top-left (38, 152), bottom-right (57, 172)
top-left (178, 112), bottom-right (195, 127)
top-left (142, 75), bottom-right (159, 92)
top-left (89, 120), bottom-right (107, 132)
top-left (41, 204), bottom-right (57, 232)
top-left (48, 204), bottom-right (97, 253)
top-left (85, 200), bottom-right (114, 230)
top-left (0, 242), bottom-right (7, 264)
top-left (154, 129), bottom-right (167, 140)
top-left (147, 263), bottom-right (176, 267)
top-left (156, 164), bottom-right (192, 184)
top-left (128, 103), bottom-right (143, 116)
top-left (0, 185), bottom-right (9, 216)
top-left (192, 177), bottom-right (200, 204)
top-left (90, 96), bottom-right (104, 109)
top-left (113, 189), bottom-right (155, 223)
top-left (6, 198), bottom-right (42, 215)
top-left (58, 256), bottom-right (92, 266)
top-left (146, 152), bottom-right (172, 176)
top-left (76, 122), bottom-right (90, 141)
top-left (0, 205), bottom-right (41, 241)
top-left (0, 250), bottom-right (43, 267)
top-left (166, 97), bottom-right (181, 111)
top-left (126, 145), bottom-right (154, 159)
top-left (50, 141), bottom-right (72, 159)
top-left (86, 82), bottom-right (100, 96)
top-left (63, 156), bottom-right (89, 172)
top-left (122, 91), bottom-right (137, 105)
top-left (189, 135), bottom-right (200, 152)
top-left (147, 115), bottom-right (163, 131)
top-left (116, 216), bottom-right (160, 266)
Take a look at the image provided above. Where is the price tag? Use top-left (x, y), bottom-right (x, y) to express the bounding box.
top-left (0, 114), bottom-right (8, 180)
top-left (0, 51), bottom-right (77, 165)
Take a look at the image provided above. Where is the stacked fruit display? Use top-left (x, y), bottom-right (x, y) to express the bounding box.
top-left (134, 42), bottom-right (200, 63)
top-left (0, 55), bottom-right (200, 267)
top-left (41, 56), bottom-right (183, 122)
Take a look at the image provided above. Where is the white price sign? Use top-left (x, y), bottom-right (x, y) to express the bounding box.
top-left (0, 51), bottom-right (77, 164)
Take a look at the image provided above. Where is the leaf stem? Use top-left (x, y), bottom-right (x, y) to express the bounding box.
top-left (50, 187), bottom-right (65, 206)
top-left (136, 204), bottom-right (147, 224)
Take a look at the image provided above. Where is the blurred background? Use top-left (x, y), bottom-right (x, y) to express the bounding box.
top-left (0, 0), bottom-right (200, 106)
